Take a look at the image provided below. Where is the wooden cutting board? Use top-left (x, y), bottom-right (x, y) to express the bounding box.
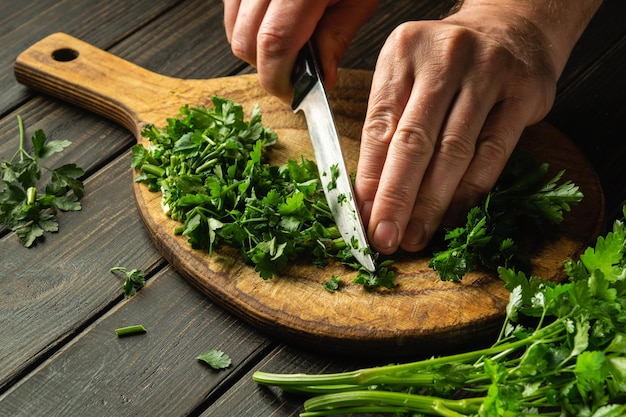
top-left (14, 33), bottom-right (604, 358)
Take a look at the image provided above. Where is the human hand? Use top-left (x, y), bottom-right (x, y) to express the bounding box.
top-left (354, 6), bottom-right (562, 255)
top-left (223, 0), bottom-right (379, 102)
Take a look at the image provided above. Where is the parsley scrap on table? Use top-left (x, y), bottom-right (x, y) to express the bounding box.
top-left (197, 349), bottom-right (231, 370)
top-left (0, 115), bottom-right (84, 247)
top-left (115, 324), bottom-right (146, 337)
top-left (110, 266), bottom-right (146, 298)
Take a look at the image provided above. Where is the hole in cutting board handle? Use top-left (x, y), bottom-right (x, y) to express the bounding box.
top-left (52, 48), bottom-right (79, 62)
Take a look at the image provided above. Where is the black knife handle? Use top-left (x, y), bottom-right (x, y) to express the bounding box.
top-left (291, 41), bottom-right (324, 110)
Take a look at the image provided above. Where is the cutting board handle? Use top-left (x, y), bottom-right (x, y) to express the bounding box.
top-left (14, 32), bottom-right (182, 136)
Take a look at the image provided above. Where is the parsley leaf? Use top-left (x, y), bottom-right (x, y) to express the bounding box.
top-left (110, 267), bottom-right (146, 298)
top-left (197, 350), bottom-right (231, 370)
top-left (0, 116), bottom-right (84, 247)
top-left (323, 275), bottom-right (342, 293)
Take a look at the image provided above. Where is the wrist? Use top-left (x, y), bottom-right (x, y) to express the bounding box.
top-left (447, 0), bottom-right (602, 77)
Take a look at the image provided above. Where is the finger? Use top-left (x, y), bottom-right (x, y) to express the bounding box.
top-left (399, 76), bottom-right (500, 252)
top-left (313, 0), bottom-right (379, 90)
top-left (223, 0), bottom-right (241, 43)
top-left (444, 99), bottom-right (530, 223)
top-left (367, 77), bottom-right (462, 254)
top-left (354, 46), bottom-right (413, 227)
top-left (229, 0), bottom-right (271, 66)
top-left (256, 1), bottom-right (329, 101)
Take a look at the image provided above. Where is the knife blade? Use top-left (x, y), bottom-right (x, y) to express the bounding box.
top-left (291, 41), bottom-right (376, 272)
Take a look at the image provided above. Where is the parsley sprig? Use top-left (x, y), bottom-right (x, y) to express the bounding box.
top-left (253, 207), bottom-right (626, 416)
top-left (0, 116), bottom-right (84, 246)
top-left (132, 97), bottom-right (388, 282)
top-left (430, 150), bottom-right (584, 281)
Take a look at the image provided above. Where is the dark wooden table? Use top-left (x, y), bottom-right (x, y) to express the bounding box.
top-left (1, 1), bottom-right (625, 416)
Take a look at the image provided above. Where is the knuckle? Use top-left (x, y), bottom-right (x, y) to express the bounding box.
top-left (392, 124), bottom-right (436, 157)
top-left (362, 104), bottom-right (400, 145)
top-left (230, 36), bottom-right (255, 64)
top-left (438, 130), bottom-right (476, 161)
top-left (257, 29), bottom-right (295, 58)
top-left (478, 135), bottom-right (511, 163)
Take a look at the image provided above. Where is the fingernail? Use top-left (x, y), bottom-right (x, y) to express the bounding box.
top-left (403, 220), bottom-right (425, 249)
top-left (373, 220), bottom-right (398, 252)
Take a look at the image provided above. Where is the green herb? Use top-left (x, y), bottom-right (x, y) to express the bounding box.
top-left (115, 324), bottom-right (146, 337)
top-left (252, 206), bottom-right (626, 416)
top-left (430, 150), bottom-right (583, 281)
top-left (352, 259), bottom-right (396, 289)
top-left (323, 275), bottom-right (342, 293)
top-left (0, 115), bottom-right (84, 247)
top-left (131, 97), bottom-right (388, 283)
top-left (110, 267), bottom-right (146, 298)
top-left (197, 349), bottom-right (231, 370)
top-left (327, 163), bottom-right (340, 191)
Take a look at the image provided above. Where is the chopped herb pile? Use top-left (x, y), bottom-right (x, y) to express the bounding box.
top-left (430, 150), bottom-right (583, 281)
top-left (110, 266), bottom-right (146, 298)
top-left (0, 116), bottom-right (84, 247)
top-left (197, 349), bottom-right (232, 370)
top-left (131, 96), bottom-right (388, 282)
top-left (253, 207), bottom-right (626, 416)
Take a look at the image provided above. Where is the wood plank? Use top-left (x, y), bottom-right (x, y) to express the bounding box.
top-left (0, 0), bottom-right (258, 394)
top-left (0, 153), bottom-right (163, 392)
top-left (0, 0), bottom-right (184, 116)
top-left (105, 0), bottom-right (243, 79)
top-left (202, 345), bottom-right (382, 417)
top-left (0, 265), bottom-right (272, 417)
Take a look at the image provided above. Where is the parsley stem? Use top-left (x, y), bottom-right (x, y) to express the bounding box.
top-left (140, 163), bottom-right (165, 178)
top-left (26, 187), bottom-right (37, 205)
top-left (17, 115), bottom-right (25, 162)
top-left (115, 324), bottom-right (146, 337)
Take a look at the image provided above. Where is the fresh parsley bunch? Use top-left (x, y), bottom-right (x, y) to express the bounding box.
top-left (253, 206), bottom-right (626, 416)
top-left (0, 116), bottom-right (84, 247)
top-left (132, 97), bottom-right (368, 280)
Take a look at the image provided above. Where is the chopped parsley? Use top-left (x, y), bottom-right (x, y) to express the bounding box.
top-left (131, 96), bottom-right (581, 288)
top-left (131, 97), bottom-right (386, 283)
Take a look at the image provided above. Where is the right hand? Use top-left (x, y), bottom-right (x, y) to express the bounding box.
top-left (223, 0), bottom-right (379, 103)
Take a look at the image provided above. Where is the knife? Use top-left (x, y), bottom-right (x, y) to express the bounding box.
top-left (291, 41), bottom-right (376, 272)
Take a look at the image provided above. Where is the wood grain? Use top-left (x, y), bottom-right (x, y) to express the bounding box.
top-left (0, 154), bottom-right (163, 392)
top-left (0, 265), bottom-right (271, 417)
top-left (14, 33), bottom-right (604, 357)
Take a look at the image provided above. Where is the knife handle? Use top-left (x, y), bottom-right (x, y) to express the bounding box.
top-left (291, 41), bottom-right (324, 110)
